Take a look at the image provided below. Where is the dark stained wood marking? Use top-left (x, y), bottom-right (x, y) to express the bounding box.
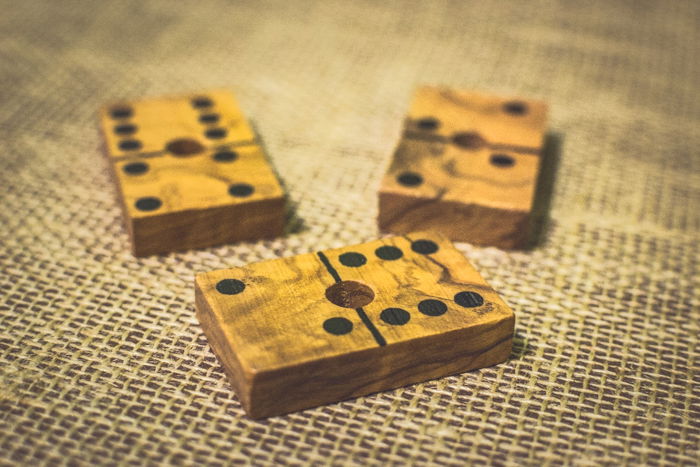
top-left (324, 281), bottom-right (375, 308)
top-left (403, 131), bottom-right (542, 155)
top-left (452, 131), bottom-right (486, 150)
top-left (108, 138), bottom-right (262, 162)
top-left (317, 251), bottom-right (341, 282)
top-left (317, 252), bottom-right (387, 346)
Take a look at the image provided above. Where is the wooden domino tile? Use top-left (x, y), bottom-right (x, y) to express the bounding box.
top-left (99, 90), bottom-right (286, 256)
top-left (195, 232), bottom-right (514, 418)
top-left (379, 86), bottom-right (548, 249)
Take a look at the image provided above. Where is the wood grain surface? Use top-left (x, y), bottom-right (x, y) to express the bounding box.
top-left (195, 232), bottom-right (515, 418)
top-left (379, 86), bottom-right (548, 249)
top-left (99, 90), bottom-right (286, 256)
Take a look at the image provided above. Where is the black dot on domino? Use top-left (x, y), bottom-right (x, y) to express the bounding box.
top-left (418, 299), bottom-right (447, 316)
top-left (339, 252), bottom-right (366, 267)
top-left (110, 106), bottom-right (133, 119)
top-left (397, 172), bottom-right (423, 187)
top-left (205, 128), bottom-right (227, 139)
top-left (503, 101), bottom-right (528, 115)
top-left (411, 239), bottom-right (438, 255)
top-left (114, 124), bottom-right (137, 135)
top-left (135, 197), bottom-right (161, 211)
top-left (375, 245), bottom-right (403, 261)
top-left (228, 183), bottom-right (254, 197)
top-left (213, 150), bottom-right (238, 162)
top-left (490, 154), bottom-right (515, 167)
top-left (123, 162), bottom-right (148, 175)
top-left (323, 317), bottom-right (353, 335)
top-left (216, 279), bottom-right (246, 295)
top-left (416, 117), bottom-right (440, 130)
top-left (199, 113), bottom-right (220, 124)
top-left (380, 308), bottom-right (410, 325)
top-left (455, 291), bottom-right (484, 308)
top-left (119, 139), bottom-right (142, 151)
top-left (192, 96), bottom-right (213, 108)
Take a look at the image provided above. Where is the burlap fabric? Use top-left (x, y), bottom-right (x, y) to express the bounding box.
top-left (1, 0), bottom-right (698, 465)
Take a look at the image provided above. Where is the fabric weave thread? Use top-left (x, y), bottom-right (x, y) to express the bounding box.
top-left (1, 0), bottom-right (698, 465)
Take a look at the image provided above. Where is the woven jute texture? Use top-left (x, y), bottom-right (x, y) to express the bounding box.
top-left (1, 0), bottom-right (698, 465)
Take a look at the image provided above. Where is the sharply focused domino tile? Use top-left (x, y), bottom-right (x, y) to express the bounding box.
top-left (195, 232), bottom-right (515, 418)
top-left (99, 90), bottom-right (286, 256)
top-left (379, 86), bottom-right (548, 249)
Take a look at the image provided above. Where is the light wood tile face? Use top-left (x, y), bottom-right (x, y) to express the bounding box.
top-left (100, 89), bottom-right (256, 158)
top-left (195, 232), bottom-right (514, 418)
top-left (99, 90), bottom-right (286, 256)
top-left (379, 87), bottom-right (548, 249)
